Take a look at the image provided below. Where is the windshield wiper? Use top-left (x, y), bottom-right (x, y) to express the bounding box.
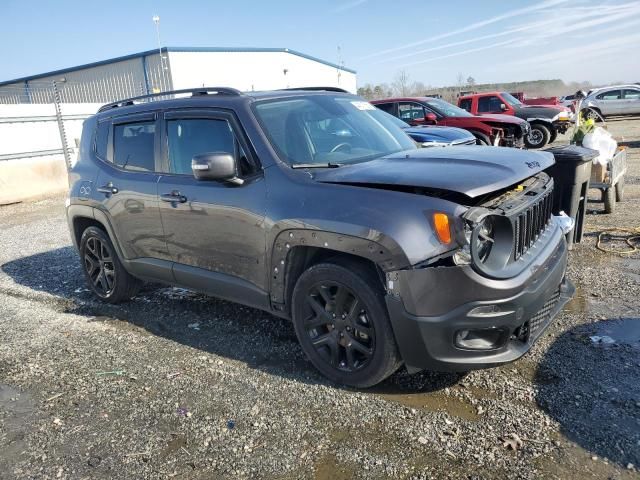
top-left (291, 162), bottom-right (341, 169)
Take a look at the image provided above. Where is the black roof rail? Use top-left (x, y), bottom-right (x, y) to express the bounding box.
top-left (280, 86), bottom-right (349, 93)
top-left (98, 87), bottom-right (243, 112)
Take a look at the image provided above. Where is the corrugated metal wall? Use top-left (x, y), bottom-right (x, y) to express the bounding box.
top-left (0, 53), bottom-right (172, 104)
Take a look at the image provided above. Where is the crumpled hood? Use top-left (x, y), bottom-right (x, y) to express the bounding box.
top-left (313, 146), bottom-right (555, 199)
top-left (403, 125), bottom-right (475, 143)
top-left (513, 105), bottom-right (563, 119)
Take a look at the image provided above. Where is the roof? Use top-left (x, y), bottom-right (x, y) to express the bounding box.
top-left (0, 47), bottom-right (356, 87)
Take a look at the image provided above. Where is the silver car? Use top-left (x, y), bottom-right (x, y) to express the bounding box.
top-left (582, 84), bottom-right (640, 120)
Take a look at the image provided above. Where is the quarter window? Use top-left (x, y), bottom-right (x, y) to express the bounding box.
top-left (458, 98), bottom-right (472, 112)
top-left (95, 121), bottom-right (109, 160)
top-left (113, 121), bottom-right (156, 171)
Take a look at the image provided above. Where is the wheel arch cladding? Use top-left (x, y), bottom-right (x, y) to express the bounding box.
top-left (73, 216), bottom-right (107, 248)
top-left (268, 229), bottom-right (408, 310)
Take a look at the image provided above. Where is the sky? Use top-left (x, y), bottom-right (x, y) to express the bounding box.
top-left (1, 0), bottom-right (639, 88)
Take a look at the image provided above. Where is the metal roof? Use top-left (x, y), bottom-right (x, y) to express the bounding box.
top-left (0, 47), bottom-right (357, 87)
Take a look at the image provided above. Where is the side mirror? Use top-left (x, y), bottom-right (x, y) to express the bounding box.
top-left (192, 152), bottom-right (244, 185)
top-left (425, 112), bottom-right (437, 124)
top-left (500, 103), bottom-right (507, 111)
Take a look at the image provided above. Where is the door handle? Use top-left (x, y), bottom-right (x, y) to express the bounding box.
top-left (161, 191), bottom-right (187, 203)
top-left (97, 183), bottom-right (118, 195)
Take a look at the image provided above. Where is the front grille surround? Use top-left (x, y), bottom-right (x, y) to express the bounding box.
top-left (469, 173), bottom-right (555, 280)
top-left (513, 187), bottom-right (554, 260)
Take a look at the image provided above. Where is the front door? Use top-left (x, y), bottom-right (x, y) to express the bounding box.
top-left (596, 89), bottom-right (624, 115)
top-left (95, 113), bottom-right (169, 262)
top-left (156, 109), bottom-right (268, 291)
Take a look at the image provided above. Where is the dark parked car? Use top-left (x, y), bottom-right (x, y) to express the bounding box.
top-left (457, 92), bottom-right (573, 148)
top-left (67, 87), bottom-right (574, 387)
top-left (382, 111), bottom-right (476, 147)
top-left (372, 97), bottom-right (530, 148)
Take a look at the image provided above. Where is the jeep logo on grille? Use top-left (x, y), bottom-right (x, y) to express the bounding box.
top-left (526, 161), bottom-right (540, 169)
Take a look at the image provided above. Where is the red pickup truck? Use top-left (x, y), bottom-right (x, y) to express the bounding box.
top-left (371, 97), bottom-right (530, 148)
top-left (457, 92), bottom-right (573, 149)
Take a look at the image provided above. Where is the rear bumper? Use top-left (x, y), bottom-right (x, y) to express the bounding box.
top-left (385, 225), bottom-right (573, 372)
top-left (553, 120), bottom-right (572, 134)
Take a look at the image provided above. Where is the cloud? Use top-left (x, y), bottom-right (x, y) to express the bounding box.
top-left (508, 31), bottom-right (640, 68)
top-left (398, 39), bottom-right (516, 68)
top-left (332, 0), bottom-right (368, 13)
top-left (359, 0), bottom-right (569, 60)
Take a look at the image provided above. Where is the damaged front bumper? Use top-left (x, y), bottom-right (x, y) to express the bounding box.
top-left (384, 223), bottom-right (574, 373)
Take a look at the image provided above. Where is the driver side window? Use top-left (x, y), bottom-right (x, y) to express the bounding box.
top-left (478, 96), bottom-right (502, 113)
top-left (398, 102), bottom-right (425, 121)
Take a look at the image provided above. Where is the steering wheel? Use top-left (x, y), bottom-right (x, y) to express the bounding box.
top-left (330, 142), bottom-right (352, 153)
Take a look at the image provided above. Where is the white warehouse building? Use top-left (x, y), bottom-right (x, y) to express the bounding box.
top-left (0, 47), bottom-right (357, 104)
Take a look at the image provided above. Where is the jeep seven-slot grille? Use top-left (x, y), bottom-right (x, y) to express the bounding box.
top-left (513, 188), bottom-right (554, 260)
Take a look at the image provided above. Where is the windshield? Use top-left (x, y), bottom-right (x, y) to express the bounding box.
top-left (253, 95), bottom-right (416, 166)
top-left (500, 92), bottom-right (523, 107)
top-left (424, 98), bottom-right (472, 117)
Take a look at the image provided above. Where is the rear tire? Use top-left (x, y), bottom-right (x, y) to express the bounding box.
top-left (615, 178), bottom-right (625, 202)
top-left (79, 226), bottom-right (141, 303)
top-left (291, 260), bottom-right (402, 388)
top-left (603, 187), bottom-right (616, 214)
top-left (473, 133), bottom-right (490, 146)
top-left (582, 108), bottom-right (603, 122)
top-left (549, 129), bottom-right (558, 144)
top-left (525, 123), bottom-right (551, 149)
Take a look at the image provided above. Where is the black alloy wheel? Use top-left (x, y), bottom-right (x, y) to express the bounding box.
top-left (304, 281), bottom-right (375, 372)
top-left (291, 261), bottom-right (402, 388)
top-left (84, 236), bottom-right (116, 297)
top-left (79, 226), bottom-right (141, 303)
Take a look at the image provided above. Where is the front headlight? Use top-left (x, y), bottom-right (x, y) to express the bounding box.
top-left (452, 223), bottom-right (472, 265)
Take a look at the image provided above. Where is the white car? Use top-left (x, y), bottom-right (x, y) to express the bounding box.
top-left (581, 84), bottom-right (640, 120)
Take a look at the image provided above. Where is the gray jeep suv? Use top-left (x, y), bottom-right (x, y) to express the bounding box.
top-left (67, 87), bottom-right (574, 387)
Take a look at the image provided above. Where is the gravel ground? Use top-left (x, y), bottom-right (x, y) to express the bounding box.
top-left (1, 118), bottom-right (639, 480)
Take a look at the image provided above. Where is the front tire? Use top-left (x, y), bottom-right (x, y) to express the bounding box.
top-left (79, 226), bottom-right (141, 303)
top-left (473, 133), bottom-right (491, 146)
top-left (525, 123), bottom-right (551, 149)
top-left (291, 260), bottom-right (402, 388)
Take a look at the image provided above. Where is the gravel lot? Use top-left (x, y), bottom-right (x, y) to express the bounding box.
top-left (1, 118), bottom-right (639, 480)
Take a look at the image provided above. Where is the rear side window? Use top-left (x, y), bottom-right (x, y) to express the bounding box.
top-left (166, 118), bottom-right (237, 175)
top-left (375, 102), bottom-right (395, 114)
top-left (623, 89), bottom-right (640, 99)
top-left (95, 121), bottom-right (109, 160)
top-left (113, 122), bottom-right (156, 172)
top-left (458, 98), bottom-right (472, 112)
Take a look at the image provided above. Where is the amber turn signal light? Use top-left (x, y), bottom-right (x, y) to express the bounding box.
top-left (433, 213), bottom-right (452, 244)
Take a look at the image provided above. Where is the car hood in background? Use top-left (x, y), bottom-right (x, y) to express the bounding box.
top-left (403, 125), bottom-right (475, 143)
top-left (313, 147), bottom-right (555, 199)
top-left (513, 106), bottom-right (565, 119)
top-left (455, 113), bottom-right (526, 125)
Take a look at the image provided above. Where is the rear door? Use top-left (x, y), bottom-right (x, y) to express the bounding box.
top-left (622, 88), bottom-right (640, 114)
top-left (94, 112), bottom-right (169, 262)
top-left (156, 109), bottom-right (268, 292)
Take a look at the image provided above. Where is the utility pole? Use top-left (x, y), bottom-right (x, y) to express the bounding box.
top-left (52, 79), bottom-right (72, 172)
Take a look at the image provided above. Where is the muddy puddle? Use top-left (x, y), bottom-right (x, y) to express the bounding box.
top-left (375, 390), bottom-right (478, 421)
top-left (589, 317), bottom-right (640, 347)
